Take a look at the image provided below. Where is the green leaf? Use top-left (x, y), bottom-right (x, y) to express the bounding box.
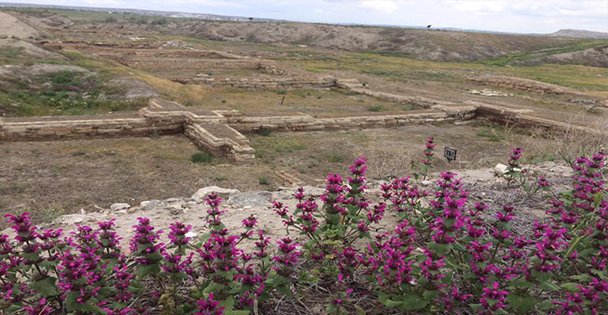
top-left (21, 252), bottom-right (40, 262)
top-left (531, 270), bottom-right (551, 282)
top-left (452, 242), bottom-right (466, 251)
top-left (560, 283), bottom-right (580, 292)
top-left (591, 269), bottom-right (608, 281)
top-left (570, 274), bottom-right (593, 282)
top-left (507, 294), bottom-right (537, 314)
top-left (509, 278), bottom-right (534, 289)
top-left (30, 276), bottom-right (59, 297)
top-left (355, 304), bottom-right (366, 315)
top-left (136, 263), bottom-right (160, 279)
top-left (6, 304), bottom-right (23, 313)
top-left (98, 286), bottom-right (118, 297)
top-left (537, 300), bottom-right (554, 312)
top-left (65, 293), bottom-right (104, 314)
top-left (203, 282), bottom-right (224, 295)
top-left (220, 296), bottom-right (235, 311)
top-left (399, 293), bottom-right (428, 311)
top-left (469, 303), bottom-right (482, 311)
top-left (428, 243), bottom-right (452, 256)
top-left (540, 281), bottom-right (560, 292)
top-left (383, 299), bottom-right (403, 308)
top-left (593, 192), bottom-right (604, 208)
top-left (422, 290), bottom-right (439, 301)
top-left (224, 310), bottom-right (250, 315)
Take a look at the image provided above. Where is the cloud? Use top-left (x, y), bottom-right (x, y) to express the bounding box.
top-left (446, 0), bottom-right (508, 14)
top-left (359, 0), bottom-right (398, 14)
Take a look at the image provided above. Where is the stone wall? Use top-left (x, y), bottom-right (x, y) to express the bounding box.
top-left (192, 75), bottom-right (336, 89)
top-left (471, 101), bottom-right (608, 137)
top-left (15, 97), bottom-right (605, 167)
top-left (0, 116), bottom-right (183, 141)
top-left (184, 123), bottom-right (255, 164)
top-left (125, 59), bottom-right (270, 71)
top-left (227, 106), bottom-right (477, 133)
top-left (470, 76), bottom-right (573, 95)
top-left (336, 79), bottom-right (444, 109)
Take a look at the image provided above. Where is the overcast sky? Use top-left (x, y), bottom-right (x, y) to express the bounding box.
top-left (5, 0), bottom-right (608, 33)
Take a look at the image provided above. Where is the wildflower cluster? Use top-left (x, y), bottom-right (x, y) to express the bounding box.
top-left (0, 142), bottom-right (606, 314)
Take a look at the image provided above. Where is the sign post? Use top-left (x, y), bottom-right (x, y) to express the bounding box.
top-left (444, 147), bottom-right (457, 163)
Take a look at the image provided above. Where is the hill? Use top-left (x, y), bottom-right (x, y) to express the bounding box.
top-left (551, 29), bottom-right (608, 39)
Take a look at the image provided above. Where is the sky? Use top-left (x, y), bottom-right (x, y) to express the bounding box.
top-left (4, 0), bottom-right (608, 33)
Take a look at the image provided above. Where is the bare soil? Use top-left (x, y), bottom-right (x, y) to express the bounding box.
top-left (0, 11), bottom-right (41, 39)
top-left (0, 121), bottom-right (571, 229)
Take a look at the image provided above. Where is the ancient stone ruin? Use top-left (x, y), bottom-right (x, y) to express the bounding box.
top-left (1, 78), bottom-right (605, 164)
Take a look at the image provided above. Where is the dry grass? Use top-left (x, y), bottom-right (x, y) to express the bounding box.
top-left (194, 87), bottom-right (410, 114)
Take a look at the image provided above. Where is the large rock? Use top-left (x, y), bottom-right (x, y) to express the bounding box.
top-left (192, 186), bottom-right (240, 203)
top-left (140, 200), bottom-right (165, 211)
top-left (110, 203), bottom-right (131, 211)
top-left (494, 163), bottom-right (508, 176)
top-left (228, 191), bottom-right (273, 208)
top-left (53, 214), bottom-right (86, 225)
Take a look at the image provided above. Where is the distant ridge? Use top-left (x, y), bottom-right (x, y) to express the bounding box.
top-left (550, 29), bottom-right (608, 39)
top-left (0, 2), bottom-right (278, 22)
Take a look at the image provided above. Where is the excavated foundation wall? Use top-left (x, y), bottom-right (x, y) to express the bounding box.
top-left (226, 110), bottom-right (476, 133)
top-left (192, 76), bottom-right (336, 89)
top-left (471, 102), bottom-right (608, 137)
top-left (0, 117), bottom-right (183, 141)
top-left (0, 100), bottom-right (476, 164)
top-left (3, 98), bottom-right (602, 164)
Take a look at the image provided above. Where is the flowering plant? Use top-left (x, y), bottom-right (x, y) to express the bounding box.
top-left (1, 141), bottom-right (606, 314)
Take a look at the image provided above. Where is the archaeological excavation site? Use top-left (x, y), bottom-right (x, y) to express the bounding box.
top-left (1, 3), bottom-right (607, 315)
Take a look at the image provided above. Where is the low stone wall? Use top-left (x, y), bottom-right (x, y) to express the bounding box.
top-left (192, 76), bottom-right (336, 89)
top-left (336, 79), bottom-right (442, 109)
top-left (470, 76), bottom-right (573, 95)
top-left (185, 123), bottom-right (255, 164)
top-left (125, 59), bottom-right (269, 71)
top-left (471, 101), bottom-right (608, 137)
top-left (0, 116), bottom-right (183, 141)
top-left (18, 96), bottom-right (607, 166)
top-left (228, 107), bottom-right (477, 133)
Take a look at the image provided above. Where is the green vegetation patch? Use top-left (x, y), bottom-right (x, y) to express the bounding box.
top-left (0, 68), bottom-right (147, 116)
top-left (190, 151), bottom-right (213, 164)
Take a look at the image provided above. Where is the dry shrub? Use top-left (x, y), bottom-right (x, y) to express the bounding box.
top-left (503, 116), bottom-right (607, 164)
top-left (361, 134), bottom-right (413, 179)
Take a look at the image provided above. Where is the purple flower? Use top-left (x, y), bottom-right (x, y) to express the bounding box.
top-left (129, 217), bottom-right (164, 266)
top-left (168, 221), bottom-right (192, 247)
top-left (509, 147), bottom-right (524, 167)
top-left (273, 237), bottom-right (301, 277)
top-left (480, 282), bottom-right (508, 312)
top-left (195, 293), bottom-right (224, 315)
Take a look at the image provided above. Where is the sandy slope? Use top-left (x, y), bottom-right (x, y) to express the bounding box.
top-left (0, 11), bottom-right (40, 39)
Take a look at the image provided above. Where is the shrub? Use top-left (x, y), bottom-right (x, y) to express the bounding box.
top-left (258, 176), bottom-right (271, 186)
top-left (327, 152), bottom-right (347, 163)
top-left (151, 18), bottom-right (168, 25)
top-left (191, 151), bottom-right (213, 163)
top-left (1, 140), bottom-right (607, 314)
top-left (257, 127), bottom-right (272, 137)
top-left (368, 104), bottom-right (384, 112)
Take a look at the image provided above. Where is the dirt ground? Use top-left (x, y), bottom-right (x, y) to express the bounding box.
top-left (0, 121), bottom-right (578, 229)
top-left (0, 11), bottom-right (40, 38)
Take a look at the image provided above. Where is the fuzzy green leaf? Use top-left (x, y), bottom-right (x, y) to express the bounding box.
top-left (30, 276), bottom-right (59, 297)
